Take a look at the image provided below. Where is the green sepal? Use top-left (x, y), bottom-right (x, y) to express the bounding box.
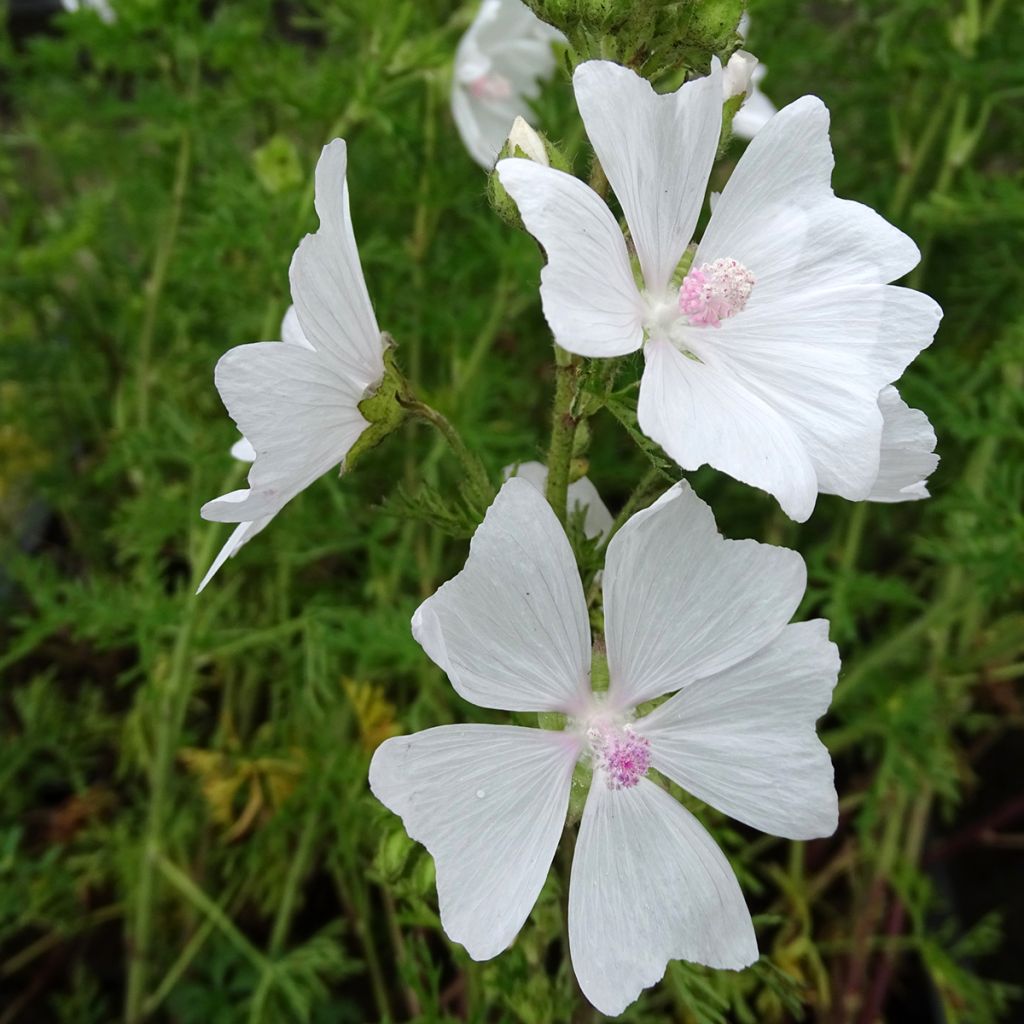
top-left (346, 339), bottom-right (409, 474)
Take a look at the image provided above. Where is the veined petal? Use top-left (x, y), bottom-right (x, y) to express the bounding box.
top-left (569, 777), bottom-right (757, 1016)
top-left (497, 159), bottom-right (644, 357)
top-left (637, 620), bottom-right (839, 840)
top-left (289, 139), bottom-right (385, 391)
top-left (603, 481), bottom-right (806, 711)
top-left (573, 60), bottom-right (723, 294)
top-left (638, 338), bottom-right (819, 522)
top-left (412, 478), bottom-right (592, 714)
top-left (370, 725), bottom-right (580, 960)
top-left (868, 386), bottom-right (938, 502)
top-left (701, 284), bottom-right (942, 501)
top-left (195, 516), bottom-right (273, 595)
top-left (200, 342), bottom-right (369, 523)
top-left (504, 461), bottom-right (613, 542)
top-left (698, 96), bottom-right (921, 301)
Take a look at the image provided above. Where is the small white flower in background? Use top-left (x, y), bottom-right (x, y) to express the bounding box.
top-left (497, 60), bottom-right (942, 522)
top-left (198, 140), bottom-right (386, 591)
top-left (729, 14), bottom-right (777, 140)
top-left (504, 460), bottom-right (612, 541)
top-left (371, 478), bottom-right (839, 1015)
top-left (62, 0), bottom-right (115, 23)
top-left (452, 0), bottom-right (564, 169)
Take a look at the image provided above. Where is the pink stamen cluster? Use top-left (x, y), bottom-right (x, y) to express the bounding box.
top-left (678, 257), bottom-right (756, 328)
top-left (468, 72), bottom-right (513, 101)
top-left (589, 724), bottom-right (651, 790)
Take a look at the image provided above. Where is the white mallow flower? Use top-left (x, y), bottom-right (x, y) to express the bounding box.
top-left (198, 140), bottom-right (385, 588)
top-left (496, 60), bottom-right (942, 522)
top-left (370, 477), bottom-right (839, 1015)
top-left (504, 460), bottom-right (613, 540)
top-left (452, 0), bottom-right (564, 169)
top-left (196, 308), bottom-right (315, 594)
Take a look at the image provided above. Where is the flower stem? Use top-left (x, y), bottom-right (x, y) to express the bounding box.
top-left (402, 396), bottom-right (491, 504)
top-left (545, 343), bottom-right (580, 522)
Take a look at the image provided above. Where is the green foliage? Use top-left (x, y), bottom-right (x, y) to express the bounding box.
top-left (2, 0), bottom-right (1023, 1021)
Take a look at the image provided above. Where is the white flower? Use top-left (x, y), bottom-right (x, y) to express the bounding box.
top-left (504, 460), bottom-right (612, 541)
top-left (62, 0), bottom-right (116, 23)
top-left (452, 0), bottom-right (564, 169)
top-left (370, 477), bottom-right (839, 1015)
top-left (729, 15), bottom-right (777, 140)
top-left (198, 140), bottom-right (385, 589)
top-left (196, 308), bottom-right (314, 594)
top-left (496, 61), bottom-right (942, 522)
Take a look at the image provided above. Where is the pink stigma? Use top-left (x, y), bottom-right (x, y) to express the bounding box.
top-left (678, 257), bottom-right (755, 328)
top-left (468, 73), bottom-right (513, 101)
top-left (590, 725), bottom-right (651, 790)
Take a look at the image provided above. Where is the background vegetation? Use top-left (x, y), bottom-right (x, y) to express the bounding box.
top-left (1, 0), bottom-right (1022, 1021)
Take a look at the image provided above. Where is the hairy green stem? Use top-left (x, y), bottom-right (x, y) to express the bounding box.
top-left (545, 344), bottom-right (580, 522)
top-left (402, 397), bottom-right (491, 503)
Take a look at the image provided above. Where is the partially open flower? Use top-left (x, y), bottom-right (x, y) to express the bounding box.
top-left (452, 0), bottom-right (564, 169)
top-left (497, 60), bottom-right (942, 521)
top-left (371, 478), bottom-right (839, 1015)
top-left (198, 140), bottom-right (387, 590)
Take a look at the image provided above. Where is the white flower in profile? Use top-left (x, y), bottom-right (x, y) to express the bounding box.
top-left (198, 140), bottom-right (385, 590)
top-left (452, 0), bottom-right (564, 169)
top-left (728, 15), bottom-right (777, 140)
top-left (504, 460), bottom-right (612, 541)
top-left (196, 309), bottom-right (315, 593)
top-left (370, 478), bottom-right (839, 1015)
top-left (497, 61), bottom-right (942, 522)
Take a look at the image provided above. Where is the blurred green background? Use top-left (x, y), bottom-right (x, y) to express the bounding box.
top-left (1, 0), bottom-right (1022, 1021)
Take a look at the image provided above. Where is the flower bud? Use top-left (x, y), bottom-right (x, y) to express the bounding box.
top-left (722, 49), bottom-right (758, 101)
top-left (507, 115), bottom-right (549, 166)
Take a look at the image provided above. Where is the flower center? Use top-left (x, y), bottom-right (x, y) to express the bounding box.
top-left (468, 72), bottom-right (513, 101)
top-left (678, 257), bottom-right (755, 328)
top-left (587, 723), bottom-right (651, 790)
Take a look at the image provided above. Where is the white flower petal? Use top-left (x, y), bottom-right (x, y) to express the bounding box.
top-left (698, 96), bottom-right (921, 300)
top-left (200, 342), bottom-right (369, 522)
top-left (195, 517), bottom-right (273, 595)
top-left (638, 338), bottom-right (819, 522)
top-left (603, 481), bottom-right (806, 710)
top-left (569, 777), bottom-right (757, 1016)
top-left (497, 159), bottom-right (644, 357)
top-left (370, 724), bottom-right (580, 960)
top-left (412, 478), bottom-right (592, 713)
top-left (701, 284), bottom-right (942, 501)
top-left (289, 139), bottom-right (384, 391)
top-left (573, 60), bottom-right (723, 294)
top-left (868, 386), bottom-right (939, 502)
top-left (504, 461), bottom-right (613, 542)
top-left (731, 68), bottom-right (776, 140)
top-left (637, 620), bottom-right (839, 840)
top-left (230, 437), bottom-right (256, 462)
top-left (280, 304), bottom-right (314, 349)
